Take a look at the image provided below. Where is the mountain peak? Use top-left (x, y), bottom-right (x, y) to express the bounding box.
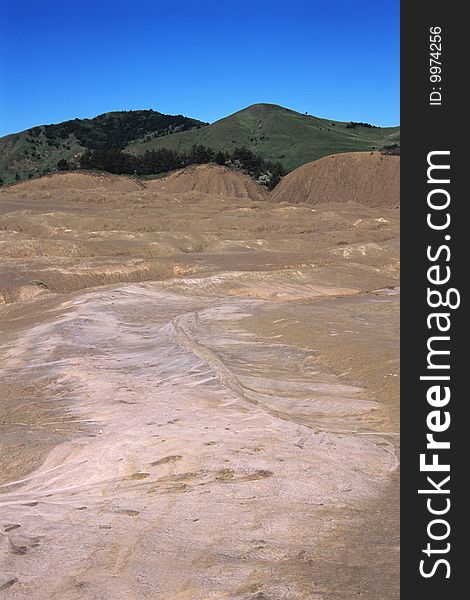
top-left (0, 104), bottom-right (400, 185)
top-left (128, 104), bottom-right (398, 171)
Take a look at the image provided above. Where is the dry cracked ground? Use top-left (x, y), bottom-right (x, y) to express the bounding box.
top-left (0, 171), bottom-right (399, 599)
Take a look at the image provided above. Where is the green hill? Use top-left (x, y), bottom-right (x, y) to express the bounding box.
top-left (0, 104), bottom-right (399, 185)
top-left (128, 103), bottom-right (400, 171)
top-left (0, 110), bottom-right (206, 185)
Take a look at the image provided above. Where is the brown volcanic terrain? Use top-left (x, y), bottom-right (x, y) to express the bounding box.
top-left (0, 166), bottom-right (399, 599)
top-left (147, 163), bottom-right (268, 200)
top-left (271, 152), bottom-right (400, 207)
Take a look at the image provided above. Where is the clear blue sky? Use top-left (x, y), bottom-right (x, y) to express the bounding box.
top-left (0, 0), bottom-right (399, 137)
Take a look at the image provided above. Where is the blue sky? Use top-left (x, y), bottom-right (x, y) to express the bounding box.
top-left (0, 0), bottom-right (399, 136)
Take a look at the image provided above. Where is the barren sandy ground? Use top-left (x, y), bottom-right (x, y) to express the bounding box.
top-left (0, 172), bottom-right (399, 599)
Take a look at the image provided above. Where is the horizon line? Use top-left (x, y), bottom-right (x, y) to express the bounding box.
top-left (0, 102), bottom-right (400, 137)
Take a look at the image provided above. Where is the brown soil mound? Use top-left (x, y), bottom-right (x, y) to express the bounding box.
top-left (147, 163), bottom-right (268, 201)
top-left (271, 152), bottom-right (400, 207)
top-left (8, 171), bottom-right (143, 193)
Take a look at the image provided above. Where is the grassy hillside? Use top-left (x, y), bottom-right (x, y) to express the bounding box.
top-left (128, 103), bottom-right (400, 171)
top-left (0, 110), bottom-right (206, 184)
top-left (0, 104), bottom-right (400, 184)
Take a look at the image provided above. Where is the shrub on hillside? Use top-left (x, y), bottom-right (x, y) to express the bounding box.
top-left (381, 143), bottom-right (400, 156)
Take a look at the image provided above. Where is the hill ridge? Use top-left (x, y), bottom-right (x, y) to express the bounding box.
top-left (0, 104), bottom-right (399, 185)
top-left (128, 104), bottom-right (399, 171)
top-left (0, 109), bottom-right (207, 185)
top-left (4, 151), bottom-right (400, 208)
top-left (271, 151), bottom-right (400, 207)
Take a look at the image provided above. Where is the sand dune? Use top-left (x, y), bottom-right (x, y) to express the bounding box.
top-left (4, 153), bottom-right (400, 208)
top-left (271, 152), bottom-right (400, 207)
top-left (7, 165), bottom-right (268, 202)
top-left (9, 171), bottom-right (143, 193)
top-left (146, 163), bottom-right (268, 201)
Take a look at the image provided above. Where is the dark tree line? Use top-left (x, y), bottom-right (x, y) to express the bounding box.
top-left (345, 121), bottom-right (377, 129)
top-left (381, 143), bottom-right (400, 156)
top-left (74, 145), bottom-right (286, 190)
